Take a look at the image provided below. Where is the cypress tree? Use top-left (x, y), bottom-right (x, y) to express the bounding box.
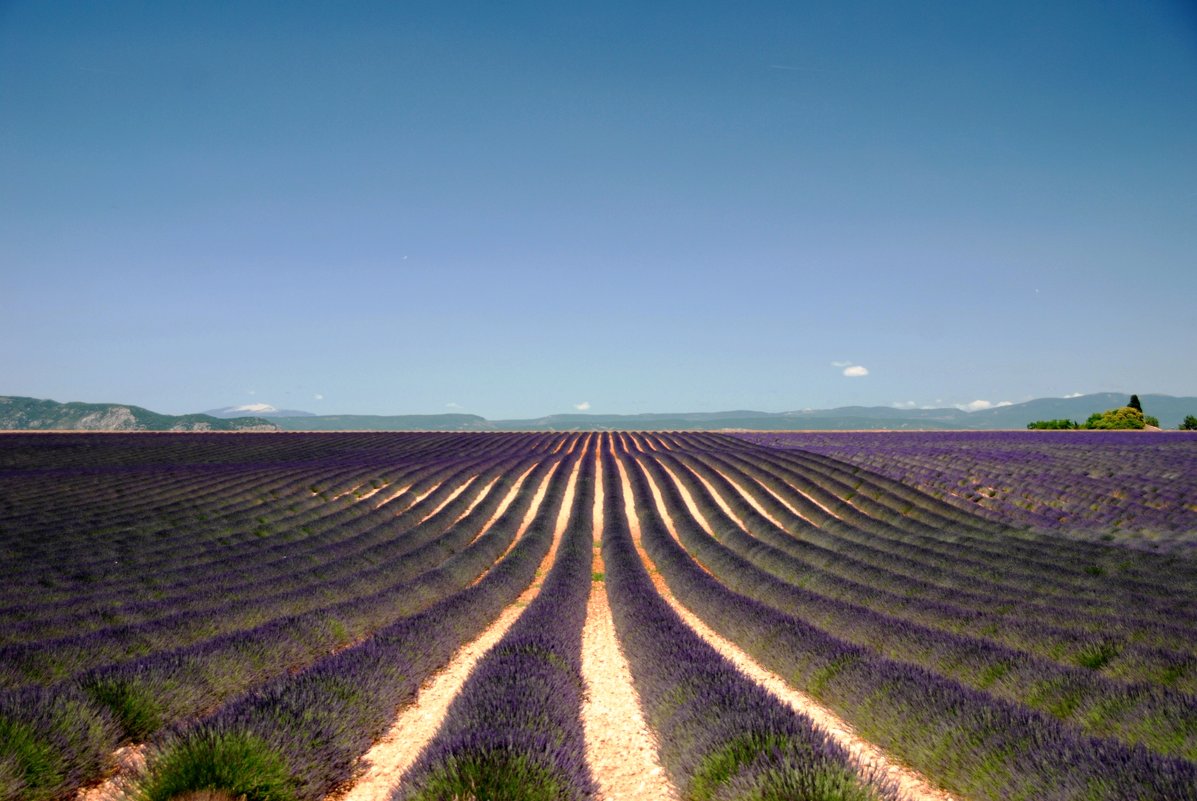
top-left (1128, 394), bottom-right (1142, 412)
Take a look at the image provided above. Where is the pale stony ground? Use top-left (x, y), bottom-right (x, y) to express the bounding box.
top-left (579, 582), bottom-right (679, 801)
top-left (582, 452), bottom-right (680, 801)
top-left (76, 745), bottom-right (146, 801)
top-left (414, 475), bottom-right (479, 523)
top-left (450, 475), bottom-right (502, 525)
top-left (374, 482), bottom-right (417, 509)
top-left (627, 449), bottom-right (958, 801)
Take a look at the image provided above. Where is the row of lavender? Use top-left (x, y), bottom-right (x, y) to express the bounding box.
top-left (622, 432), bottom-right (1197, 799)
top-left (736, 430), bottom-right (1197, 551)
top-left (0, 432), bottom-right (577, 801)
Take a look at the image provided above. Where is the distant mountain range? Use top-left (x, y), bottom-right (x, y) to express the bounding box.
top-left (3, 393), bottom-right (1193, 432)
top-left (0, 396), bottom-right (277, 431)
top-left (269, 392), bottom-right (1196, 431)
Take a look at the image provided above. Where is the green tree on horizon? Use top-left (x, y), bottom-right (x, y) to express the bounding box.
top-left (1083, 406), bottom-right (1146, 430)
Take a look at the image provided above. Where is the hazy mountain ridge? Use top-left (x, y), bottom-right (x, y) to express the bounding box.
top-left (0, 397), bottom-right (278, 432)
top-left (3, 393), bottom-right (1192, 432)
top-left (272, 413), bottom-right (491, 431)
top-left (273, 393), bottom-right (1196, 431)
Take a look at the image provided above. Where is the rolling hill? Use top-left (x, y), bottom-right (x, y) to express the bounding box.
top-left (0, 396), bottom-right (278, 431)
top-left (269, 393), bottom-right (1197, 431)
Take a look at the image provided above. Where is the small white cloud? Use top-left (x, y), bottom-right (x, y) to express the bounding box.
top-left (958, 400), bottom-right (996, 412)
top-left (313, 394), bottom-right (324, 401)
top-left (445, 402), bottom-right (462, 409)
top-left (574, 401), bottom-right (591, 411)
top-left (892, 401), bottom-right (917, 410)
top-left (247, 389), bottom-right (256, 396)
top-left (843, 365), bottom-right (869, 377)
top-left (996, 400), bottom-right (1012, 407)
top-left (1064, 392), bottom-right (1083, 399)
top-left (831, 360), bottom-right (853, 368)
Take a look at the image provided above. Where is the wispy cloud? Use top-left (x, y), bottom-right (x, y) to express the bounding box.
top-left (445, 402), bottom-right (462, 409)
top-left (1063, 392), bottom-right (1083, 399)
top-left (892, 401), bottom-right (918, 410)
top-left (574, 401), bottom-right (591, 411)
top-left (830, 360), bottom-right (853, 368)
top-left (313, 394), bottom-right (324, 401)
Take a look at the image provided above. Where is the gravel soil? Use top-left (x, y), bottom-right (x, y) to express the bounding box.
top-left (581, 450), bottom-right (679, 801)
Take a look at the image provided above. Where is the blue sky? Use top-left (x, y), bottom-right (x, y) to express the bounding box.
top-left (2, 1), bottom-right (1195, 418)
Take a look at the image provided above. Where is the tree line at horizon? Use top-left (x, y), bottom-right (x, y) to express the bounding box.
top-left (1028, 394), bottom-right (1197, 430)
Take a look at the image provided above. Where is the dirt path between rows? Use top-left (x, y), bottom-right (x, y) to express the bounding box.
top-left (581, 446), bottom-right (679, 801)
top-left (621, 444), bottom-right (958, 801)
top-left (415, 475), bottom-right (478, 524)
top-left (77, 744), bottom-right (146, 801)
top-left (579, 584), bottom-right (678, 801)
top-left (374, 481), bottom-right (421, 509)
top-left (327, 453), bottom-right (581, 801)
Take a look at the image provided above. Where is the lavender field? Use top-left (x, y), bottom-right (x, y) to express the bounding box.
top-left (1, 431), bottom-right (1195, 801)
top-left (738, 430), bottom-right (1197, 554)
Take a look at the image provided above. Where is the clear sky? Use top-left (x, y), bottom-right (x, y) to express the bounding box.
top-left (2, 2), bottom-right (1195, 419)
